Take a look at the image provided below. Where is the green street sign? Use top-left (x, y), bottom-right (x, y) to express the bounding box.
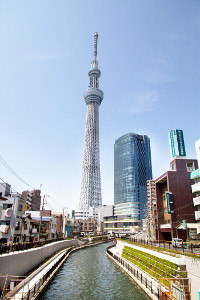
top-left (170, 130), bottom-right (176, 157)
top-left (166, 192), bottom-right (171, 214)
top-left (182, 220), bottom-right (186, 230)
top-left (176, 130), bottom-right (186, 157)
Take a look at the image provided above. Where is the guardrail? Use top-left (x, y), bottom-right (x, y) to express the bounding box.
top-left (0, 236), bottom-right (109, 255)
top-left (106, 244), bottom-right (160, 299)
top-left (122, 237), bottom-right (200, 254)
top-left (0, 238), bottom-right (66, 255)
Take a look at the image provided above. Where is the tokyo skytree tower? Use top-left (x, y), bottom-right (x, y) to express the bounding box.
top-left (79, 32), bottom-right (104, 210)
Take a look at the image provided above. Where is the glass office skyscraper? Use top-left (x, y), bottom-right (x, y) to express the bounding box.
top-left (114, 133), bottom-right (152, 224)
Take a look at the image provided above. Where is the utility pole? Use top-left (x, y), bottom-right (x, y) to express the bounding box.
top-left (39, 194), bottom-right (49, 241)
top-left (62, 207), bottom-right (68, 237)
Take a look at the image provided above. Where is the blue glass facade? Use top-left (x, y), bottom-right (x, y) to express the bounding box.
top-left (114, 133), bottom-right (152, 223)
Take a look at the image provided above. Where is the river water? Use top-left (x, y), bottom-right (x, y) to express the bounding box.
top-left (39, 242), bottom-right (149, 300)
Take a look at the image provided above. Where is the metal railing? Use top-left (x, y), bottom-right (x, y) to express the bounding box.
top-left (106, 245), bottom-right (160, 299)
top-left (122, 237), bottom-right (200, 254)
top-left (0, 238), bottom-right (66, 255)
top-left (160, 278), bottom-right (191, 300)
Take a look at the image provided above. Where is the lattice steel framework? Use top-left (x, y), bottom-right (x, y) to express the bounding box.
top-left (79, 33), bottom-right (104, 210)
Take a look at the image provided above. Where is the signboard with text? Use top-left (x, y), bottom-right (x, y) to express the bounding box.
top-left (169, 130), bottom-right (186, 160)
top-left (182, 220), bottom-right (186, 230)
top-left (166, 192), bottom-right (171, 214)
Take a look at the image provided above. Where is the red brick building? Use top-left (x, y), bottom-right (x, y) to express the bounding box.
top-left (155, 158), bottom-right (198, 241)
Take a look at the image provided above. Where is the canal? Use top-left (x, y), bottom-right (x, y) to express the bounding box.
top-left (39, 242), bottom-right (149, 299)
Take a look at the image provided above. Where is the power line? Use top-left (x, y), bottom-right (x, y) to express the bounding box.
top-left (46, 196), bottom-right (63, 211)
top-left (0, 155), bottom-right (35, 189)
top-left (0, 155), bottom-right (64, 212)
top-left (0, 177), bottom-right (21, 195)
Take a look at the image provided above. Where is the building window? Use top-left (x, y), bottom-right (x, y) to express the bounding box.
top-left (18, 204), bottom-right (23, 211)
top-left (0, 220), bottom-right (10, 225)
top-left (186, 162), bottom-right (195, 172)
top-left (3, 204), bottom-right (12, 209)
top-left (171, 163), bottom-right (175, 170)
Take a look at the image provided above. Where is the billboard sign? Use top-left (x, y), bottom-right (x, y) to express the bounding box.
top-left (166, 192), bottom-right (171, 214)
top-left (169, 130), bottom-right (186, 159)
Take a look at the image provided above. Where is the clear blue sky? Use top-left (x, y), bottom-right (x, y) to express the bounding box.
top-left (0, 0), bottom-right (199, 213)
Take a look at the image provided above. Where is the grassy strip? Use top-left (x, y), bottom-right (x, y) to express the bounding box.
top-left (122, 248), bottom-right (186, 288)
top-left (122, 251), bottom-right (162, 281)
top-left (123, 247), bottom-right (187, 279)
top-left (124, 246), bottom-right (178, 271)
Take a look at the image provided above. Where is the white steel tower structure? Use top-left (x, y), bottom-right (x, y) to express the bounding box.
top-left (79, 32), bottom-right (104, 210)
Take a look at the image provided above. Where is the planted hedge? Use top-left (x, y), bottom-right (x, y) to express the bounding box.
top-left (122, 246), bottom-right (187, 283)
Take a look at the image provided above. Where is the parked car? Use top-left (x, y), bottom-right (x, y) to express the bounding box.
top-left (172, 238), bottom-right (184, 248)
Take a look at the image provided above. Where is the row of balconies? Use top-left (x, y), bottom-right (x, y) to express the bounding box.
top-left (193, 196), bottom-right (200, 206)
top-left (195, 211), bottom-right (200, 221)
top-left (192, 182), bottom-right (200, 194)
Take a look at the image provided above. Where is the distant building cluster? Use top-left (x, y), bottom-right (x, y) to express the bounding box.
top-left (0, 184), bottom-right (63, 244)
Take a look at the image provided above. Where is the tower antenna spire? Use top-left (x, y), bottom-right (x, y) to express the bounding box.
top-left (94, 32), bottom-right (98, 62)
top-left (79, 33), bottom-right (103, 211)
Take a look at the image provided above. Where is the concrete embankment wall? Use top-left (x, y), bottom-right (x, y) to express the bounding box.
top-left (0, 239), bottom-right (81, 284)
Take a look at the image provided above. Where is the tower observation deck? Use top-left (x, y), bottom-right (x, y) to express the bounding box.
top-left (79, 33), bottom-right (104, 210)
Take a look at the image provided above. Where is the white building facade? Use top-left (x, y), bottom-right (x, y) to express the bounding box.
top-left (0, 183), bottom-right (26, 243)
top-left (190, 139), bottom-right (200, 235)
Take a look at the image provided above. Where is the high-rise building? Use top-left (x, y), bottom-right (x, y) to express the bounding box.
top-left (22, 190), bottom-right (41, 211)
top-left (114, 133), bottom-right (152, 224)
top-left (147, 180), bottom-right (157, 240)
top-left (79, 33), bottom-right (103, 210)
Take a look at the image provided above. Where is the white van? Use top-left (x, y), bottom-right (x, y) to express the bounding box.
top-left (172, 238), bottom-right (183, 248)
